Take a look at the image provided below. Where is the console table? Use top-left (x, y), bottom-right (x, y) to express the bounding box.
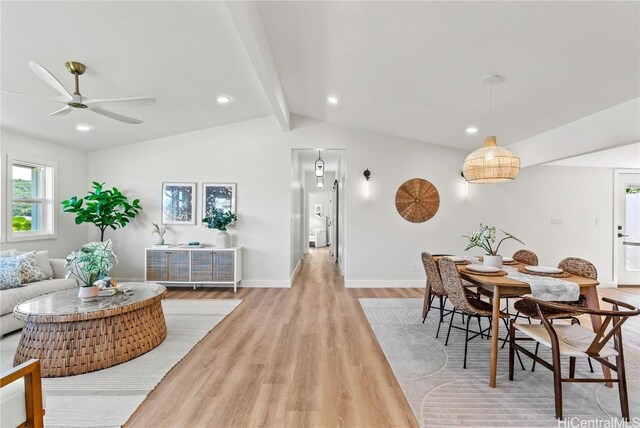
top-left (145, 247), bottom-right (242, 292)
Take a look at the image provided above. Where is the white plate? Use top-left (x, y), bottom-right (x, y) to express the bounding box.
top-left (449, 256), bottom-right (466, 263)
top-left (502, 257), bottom-right (514, 263)
top-left (466, 264), bottom-right (501, 273)
top-left (525, 266), bottom-right (563, 274)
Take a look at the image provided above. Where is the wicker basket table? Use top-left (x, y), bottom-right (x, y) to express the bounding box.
top-left (13, 282), bottom-right (167, 377)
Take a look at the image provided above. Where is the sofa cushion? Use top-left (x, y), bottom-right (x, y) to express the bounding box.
top-left (0, 248), bottom-right (17, 258)
top-left (0, 258), bottom-right (21, 290)
top-left (1, 279), bottom-right (77, 316)
top-left (35, 251), bottom-right (54, 279)
top-left (16, 252), bottom-right (47, 284)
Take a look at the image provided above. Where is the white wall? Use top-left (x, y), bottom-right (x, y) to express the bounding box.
top-left (282, 116), bottom-right (617, 287)
top-left (88, 116), bottom-right (291, 286)
top-left (470, 166), bottom-right (614, 286)
top-left (290, 150), bottom-right (303, 276)
top-left (0, 129), bottom-right (89, 258)
top-left (68, 113), bottom-right (617, 288)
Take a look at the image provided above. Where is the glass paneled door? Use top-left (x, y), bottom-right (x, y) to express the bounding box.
top-left (615, 171), bottom-right (640, 285)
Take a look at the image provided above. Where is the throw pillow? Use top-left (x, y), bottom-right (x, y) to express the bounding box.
top-left (16, 251), bottom-right (47, 284)
top-left (0, 258), bottom-right (21, 290)
top-left (35, 250), bottom-right (54, 279)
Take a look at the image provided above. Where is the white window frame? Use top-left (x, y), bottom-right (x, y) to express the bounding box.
top-left (6, 154), bottom-right (57, 242)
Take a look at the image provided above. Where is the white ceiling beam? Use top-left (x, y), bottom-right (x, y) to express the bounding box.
top-left (507, 98), bottom-right (639, 167)
top-left (224, 1), bottom-right (290, 131)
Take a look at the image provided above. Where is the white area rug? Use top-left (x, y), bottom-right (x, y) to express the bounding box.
top-left (360, 298), bottom-right (640, 427)
top-left (1, 299), bottom-right (241, 428)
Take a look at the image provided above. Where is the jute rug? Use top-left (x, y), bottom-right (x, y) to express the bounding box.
top-left (1, 299), bottom-right (241, 428)
top-left (359, 298), bottom-right (640, 427)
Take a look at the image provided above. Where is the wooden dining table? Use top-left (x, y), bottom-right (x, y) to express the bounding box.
top-left (456, 261), bottom-right (607, 388)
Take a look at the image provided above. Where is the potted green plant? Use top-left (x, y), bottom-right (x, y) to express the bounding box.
top-left (65, 240), bottom-right (117, 302)
top-left (462, 224), bottom-right (524, 267)
top-left (61, 182), bottom-right (142, 242)
top-left (203, 208), bottom-right (238, 248)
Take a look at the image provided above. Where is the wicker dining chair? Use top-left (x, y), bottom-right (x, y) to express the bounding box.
top-left (509, 296), bottom-right (640, 420)
top-left (421, 253), bottom-right (458, 338)
top-left (512, 249), bottom-right (539, 266)
top-left (438, 257), bottom-right (523, 369)
top-left (513, 257), bottom-right (596, 372)
top-left (478, 249), bottom-right (540, 312)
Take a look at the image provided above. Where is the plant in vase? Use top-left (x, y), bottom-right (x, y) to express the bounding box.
top-left (61, 182), bottom-right (142, 242)
top-left (462, 224), bottom-right (524, 267)
top-left (65, 239), bottom-right (117, 301)
top-left (203, 208), bottom-right (238, 249)
top-left (151, 223), bottom-right (168, 245)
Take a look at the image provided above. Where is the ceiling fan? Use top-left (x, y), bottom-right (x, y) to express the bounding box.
top-left (2, 61), bottom-right (157, 124)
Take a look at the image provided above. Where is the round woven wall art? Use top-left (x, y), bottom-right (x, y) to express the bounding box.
top-left (395, 178), bottom-right (440, 223)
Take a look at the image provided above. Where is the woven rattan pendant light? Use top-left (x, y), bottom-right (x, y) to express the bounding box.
top-left (462, 75), bottom-right (520, 183)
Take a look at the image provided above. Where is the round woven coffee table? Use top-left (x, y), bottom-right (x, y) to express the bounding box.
top-left (13, 282), bottom-right (167, 377)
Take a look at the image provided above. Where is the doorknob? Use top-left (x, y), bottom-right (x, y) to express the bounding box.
top-left (618, 233), bottom-right (629, 238)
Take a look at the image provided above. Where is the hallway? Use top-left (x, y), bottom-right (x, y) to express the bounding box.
top-left (127, 247), bottom-right (420, 427)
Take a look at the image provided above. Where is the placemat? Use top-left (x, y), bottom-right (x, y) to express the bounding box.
top-left (461, 267), bottom-right (508, 277)
top-left (518, 267), bottom-right (571, 278)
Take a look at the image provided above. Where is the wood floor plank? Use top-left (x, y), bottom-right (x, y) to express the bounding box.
top-left (126, 248), bottom-right (419, 427)
top-left (125, 249), bottom-right (638, 427)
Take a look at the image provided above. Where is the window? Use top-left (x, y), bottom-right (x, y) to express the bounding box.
top-left (7, 156), bottom-right (56, 241)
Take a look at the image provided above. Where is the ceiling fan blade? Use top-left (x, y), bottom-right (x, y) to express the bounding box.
top-left (89, 106), bottom-right (143, 124)
top-left (84, 97), bottom-right (157, 107)
top-left (29, 61), bottom-right (73, 101)
top-left (49, 105), bottom-right (73, 117)
top-left (1, 88), bottom-right (68, 103)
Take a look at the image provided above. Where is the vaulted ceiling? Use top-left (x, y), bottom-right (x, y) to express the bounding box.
top-left (1, 1), bottom-right (638, 154)
top-left (0, 1), bottom-right (272, 150)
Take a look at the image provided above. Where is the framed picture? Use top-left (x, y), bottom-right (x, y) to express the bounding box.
top-left (314, 203), bottom-right (323, 216)
top-left (202, 183), bottom-right (236, 219)
top-left (162, 182), bottom-right (196, 225)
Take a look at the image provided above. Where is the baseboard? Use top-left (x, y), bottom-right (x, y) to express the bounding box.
top-left (290, 259), bottom-right (302, 283)
top-left (345, 280), bottom-right (424, 288)
top-left (119, 278), bottom-right (290, 288)
top-left (598, 280), bottom-right (617, 288)
top-left (240, 280), bottom-right (291, 288)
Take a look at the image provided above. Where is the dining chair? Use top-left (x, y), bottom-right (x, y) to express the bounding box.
top-left (512, 249), bottom-right (539, 266)
top-left (421, 253), bottom-right (458, 338)
top-left (513, 257), bottom-right (596, 372)
top-left (478, 249), bottom-right (540, 313)
top-left (438, 257), bottom-right (524, 369)
top-left (509, 296), bottom-right (640, 421)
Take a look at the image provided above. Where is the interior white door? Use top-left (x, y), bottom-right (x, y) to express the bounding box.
top-left (615, 171), bottom-right (640, 285)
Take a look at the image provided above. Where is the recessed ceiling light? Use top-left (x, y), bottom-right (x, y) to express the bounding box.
top-left (76, 123), bottom-right (93, 132)
top-left (466, 127), bottom-right (478, 134)
top-left (217, 96), bottom-right (231, 104)
top-left (327, 96), bottom-right (339, 105)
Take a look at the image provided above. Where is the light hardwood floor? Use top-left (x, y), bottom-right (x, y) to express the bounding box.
top-left (126, 248), bottom-right (639, 427)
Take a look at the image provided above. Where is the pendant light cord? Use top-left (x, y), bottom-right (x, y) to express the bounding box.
top-left (488, 82), bottom-right (492, 135)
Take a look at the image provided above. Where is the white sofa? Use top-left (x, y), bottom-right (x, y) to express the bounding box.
top-left (1, 258), bottom-right (77, 337)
